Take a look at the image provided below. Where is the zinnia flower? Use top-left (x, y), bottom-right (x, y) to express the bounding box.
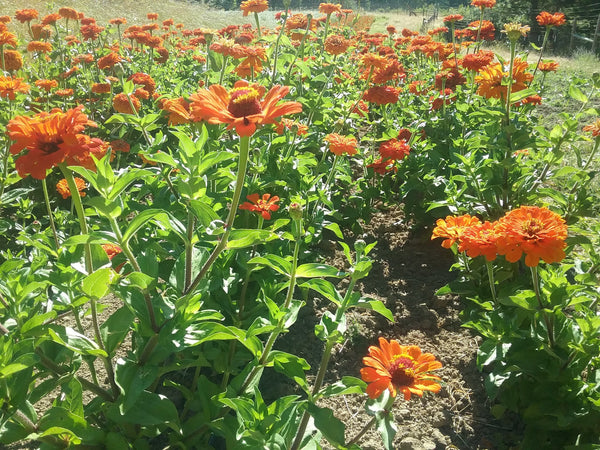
top-left (536, 11), bottom-right (566, 27)
top-left (324, 34), bottom-right (350, 55)
top-left (274, 118), bottom-right (308, 136)
top-left (471, 0), bottom-right (495, 8)
top-left (443, 14), bottom-right (464, 23)
top-left (58, 7), bottom-right (79, 20)
top-left (160, 97), bottom-right (191, 125)
top-left (239, 193), bottom-right (280, 220)
top-left (582, 118), bottom-right (600, 137)
top-left (363, 85), bottom-right (399, 105)
top-left (379, 138), bottom-right (410, 161)
top-left (240, 0), bottom-right (269, 17)
top-left (319, 3), bottom-right (342, 15)
top-left (324, 133), bottom-right (358, 156)
top-left (6, 106), bottom-right (106, 179)
top-left (537, 61), bottom-right (559, 72)
top-left (15, 9), bottom-right (39, 23)
top-left (431, 214), bottom-right (481, 248)
top-left (56, 177), bottom-right (86, 199)
top-left (113, 93), bottom-right (141, 114)
top-left (495, 206), bottom-right (567, 267)
top-left (189, 80), bottom-right (302, 137)
top-left (0, 76), bottom-right (30, 100)
top-left (360, 337), bottom-right (442, 400)
top-left (458, 221), bottom-right (499, 261)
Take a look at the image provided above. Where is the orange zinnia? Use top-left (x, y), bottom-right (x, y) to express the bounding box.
top-left (58, 7), bottom-right (79, 20)
top-left (378, 138), bottom-right (410, 161)
top-left (6, 106), bottom-right (106, 179)
top-left (239, 193), bottom-right (280, 220)
top-left (537, 61), bottom-right (559, 72)
top-left (443, 14), bottom-right (464, 23)
top-left (160, 97), bottom-right (191, 125)
top-left (536, 11), bottom-right (566, 27)
top-left (2, 50), bottom-right (23, 71)
top-left (0, 30), bottom-right (17, 48)
top-left (274, 118), bottom-right (308, 136)
top-left (495, 206), bottom-right (567, 267)
top-left (324, 133), bottom-right (358, 156)
top-left (471, 0), bottom-right (495, 8)
top-left (0, 76), bottom-right (30, 100)
top-left (363, 85), bottom-right (399, 105)
top-left (319, 3), bottom-right (342, 15)
top-left (188, 80), bottom-right (302, 137)
top-left (458, 221), bottom-right (499, 261)
top-left (56, 177), bottom-right (86, 199)
top-left (361, 337), bottom-right (442, 400)
top-left (112, 93), bottom-right (141, 114)
top-left (15, 9), bottom-right (39, 23)
top-left (324, 34), bottom-right (350, 55)
top-left (431, 214), bottom-right (481, 248)
top-left (240, 0), bottom-right (269, 17)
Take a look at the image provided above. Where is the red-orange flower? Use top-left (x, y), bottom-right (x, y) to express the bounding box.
top-left (361, 337), bottom-right (442, 400)
top-left (324, 133), bottom-right (358, 156)
top-left (583, 119), bottom-right (600, 137)
top-left (189, 80), bottom-right (302, 137)
top-left (443, 14), bottom-right (464, 23)
top-left (239, 193), bottom-right (280, 220)
top-left (58, 7), bottom-right (79, 20)
top-left (379, 138), bottom-right (410, 161)
top-left (0, 30), bottom-right (18, 48)
top-left (0, 76), bottom-right (30, 100)
top-left (537, 61), bottom-right (559, 72)
top-left (56, 177), bottom-right (86, 199)
top-left (324, 34), bottom-right (350, 55)
top-left (15, 9), bottom-right (39, 23)
top-left (536, 11), bottom-right (566, 27)
top-left (160, 97), bottom-right (191, 125)
top-left (495, 206), bottom-right (567, 267)
top-left (27, 41), bottom-right (53, 53)
top-left (431, 214), bottom-right (481, 248)
top-left (240, 0), bottom-right (269, 17)
top-left (363, 85), bottom-right (399, 105)
top-left (6, 106), bottom-right (105, 179)
top-left (471, 0), bottom-right (495, 8)
top-left (274, 118), bottom-right (308, 136)
top-left (112, 93), bottom-right (141, 114)
top-left (35, 79), bottom-right (58, 91)
top-left (97, 52), bottom-right (122, 70)
top-left (101, 243), bottom-right (123, 260)
top-left (461, 50), bottom-right (494, 71)
top-left (458, 221), bottom-right (499, 261)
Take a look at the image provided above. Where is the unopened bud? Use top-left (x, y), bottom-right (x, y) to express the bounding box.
top-left (288, 202), bottom-right (303, 221)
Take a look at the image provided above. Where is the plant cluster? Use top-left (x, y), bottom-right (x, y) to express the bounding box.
top-left (0, 0), bottom-right (598, 448)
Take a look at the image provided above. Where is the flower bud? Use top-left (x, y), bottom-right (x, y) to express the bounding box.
top-left (288, 202), bottom-right (303, 221)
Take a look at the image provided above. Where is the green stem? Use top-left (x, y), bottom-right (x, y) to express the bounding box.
top-left (41, 178), bottom-right (60, 250)
top-left (184, 135), bottom-right (251, 295)
top-left (271, 11), bottom-right (289, 85)
top-left (254, 11), bottom-right (262, 38)
top-left (530, 266), bottom-right (555, 348)
top-left (90, 297), bottom-right (119, 398)
top-left (184, 210), bottom-right (196, 292)
top-left (486, 261), bottom-right (496, 302)
top-left (530, 27), bottom-right (550, 84)
top-left (347, 394), bottom-right (395, 446)
top-left (286, 16), bottom-right (313, 83)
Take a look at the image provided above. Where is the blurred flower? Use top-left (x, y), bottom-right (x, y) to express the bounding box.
top-left (15, 9), bottom-right (39, 23)
top-left (147, 13), bottom-right (159, 20)
top-left (443, 14), bottom-right (464, 23)
top-left (471, 0), bottom-right (495, 8)
top-left (239, 193), bottom-right (280, 220)
top-left (6, 106), bottom-right (106, 179)
top-left (502, 22), bottom-right (530, 42)
top-left (189, 80), bottom-right (302, 137)
top-left (324, 133), bottom-right (358, 156)
top-left (367, 157), bottom-right (397, 175)
top-left (113, 93), bottom-right (140, 114)
top-left (160, 97), bottom-right (191, 125)
top-left (536, 11), bottom-right (566, 27)
top-left (495, 206), bottom-right (567, 267)
top-left (56, 177), bottom-right (86, 199)
top-left (35, 79), bottom-right (58, 91)
top-left (58, 7), bottom-right (79, 20)
top-left (583, 118), bottom-right (600, 137)
top-left (2, 50), bottom-right (23, 71)
top-left (379, 138), bottom-right (410, 160)
top-left (0, 76), bottom-right (30, 100)
top-left (431, 214), bottom-right (481, 248)
top-left (98, 52), bottom-right (122, 70)
top-left (27, 41), bottom-right (53, 53)
top-left (319, 3), bottom-right (342, 15)
top-left (324, 34), bottom-right (350, 55)
top-left (0, 30), bottom-right (18, 48)
top-left (363, 85), bottom-right (399, 105)
top-left (360, 337), bottom-right (442, 400)
top-left (537, 61), bottom-right (559, 72)
top-left (461, 49), bottom-right (494, 71)
top-left (128, 72), bottom-right (156, 95)
top-left (274, 118), bottom-right (308, 136)
top-left (475, 58), bottom-right (532, 100)
top-left (240, 0), bottom-right (269, 17)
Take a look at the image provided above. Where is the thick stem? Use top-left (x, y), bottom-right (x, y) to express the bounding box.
top-left (90, 297), bottom-right (119, 398)
top-left (254, 12), bottom-right (262, 38)
top-left (184, 210), bottom-right (196, 292)
top-left (530, 266), bottom-right (555, 348)
top-left (271, 12), bottom-right (289, 85)
top-left (530, 27), bottom-right (550, 84)
top-left (486, 261), bottom-right (497, 302)
top-left (184, 135), bottom-right (251, 295)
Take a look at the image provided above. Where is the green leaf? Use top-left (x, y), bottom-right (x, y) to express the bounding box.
top-left (21, 311), bottom-right (57, 335)
top-left (184, 322), bottom-right (263, 357)
top-left (569, 84), bottom-right (588, 103)
top-left (114, 358), bottom-right (159, 413)
top-left (306, 403), bottom-right (346, 448)
top-left (122, 209), bottom-right (187, 245)
top-left (107, 391), bottom-right (180, 431)
top-left (82, 268), bottom-right (115, 299)
top-left (124, 271), bottom-right (155, 290)
top-left (226, 229), bottom-right (278, 249)
top-left (47, 325), bottom-right (107, 357)
top-left (269, 351), bottom-right (310, 393)
top-left (299, 279), bottom-right (343, 306)
top-left (509, 88), bottom-right (537, 103)
top-left (219, 397), bottom-right (258, 425)
top-left (248, 254), bottom-right (292, 277)
top-left (324, 222), bottom-right (344, 239)
top-left (351, 298), bottom-right (394, 321)
top-left (317, 376), bottom-right (366, 398)
top-left (296, 263), bottom-right (345, 278)
top-left (0, 353), bottom-right (40, 378)
top-left (100, 306), bottom-right (135, 354)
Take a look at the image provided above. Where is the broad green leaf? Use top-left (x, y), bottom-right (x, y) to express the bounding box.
top-left (317, 376), bottom-right (366, 399)
top-left (100, 306), bottom-right (135, 354)
top-left (0, 353), bottom-right (40, 378)
top-left (106, 391), bottom-right (180, 431)
top-left (248, 254), bottom-right (292, 276)
top-left (569, 84), bottom-right (588, 103)
top-left (299, 278), bottom-right (343, 306)
top-left (269, 351), bottom-right (310, 393)
top-left (48, 325), bottom-right (107, 357)
top-left (122, 209), bottom-right (186, 245)
top-left (184, 322), bottom-right (263, 357)
top-left (226, 229), bottom-right (278, 249)
top-left (82, 268), bottom-right (115, 299)
top-left (351, 298), bottom-right (394, 321)
top-left (21, 311), bottom-right (57, 335)
top-left (296, 263), bottom-right (345, 278)
top-left (114, 358), bottom-right (159, 413)
top-left (306, 403), bottom-right (346, 448)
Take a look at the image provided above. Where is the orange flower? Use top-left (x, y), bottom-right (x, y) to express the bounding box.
top-left (431, 214), bottom-right (481, 248)
top-left (0, 31), bottom-right (18, 48)
top-left (0, 76), bottom-right (30, 100)
top-left (378, 138), bottom-right (410, 161)
top-left (6, 106), bottom-right (105, 179)
top-left (101, 243), bottom-right (123, 260)
top-left (35, 79), bottom-right (58, 91)
top-left (319, 3), bottom-right (342, 15)
top-left (324, 133), bottom-right (358, 156)
top-left (239, 193), bottom-right (280, 220)
top-left (58, 7), bottom-right (79, 20)
top-left (582, 119), bottom-right (600, 137)
top-left (110, 139), bottom-right (130, 153)
top-left (189, 80), bottom-right (302, 137)
top-left (97, 52), bottom-right (122, 70)
top-left (536, 11), bottom-right (566, 27)
top-left (537, 61), bottom-right (559, 72)
top-left (128, 72), bottom-right (156, 95)
top-left (27, 41), bottom-right (53, 53)
top-left (56, 177), bottom-right (86, 199)
top-left (112, 93), bottom-right (140, 114)
top-left (458, 221), bottom-right (499, 261)
top-left (461, 50), bottom-right (494, 71)
top-left (324, 34), bottom-right (350, 55)
top-left (109, 17), bottom-right (127, 26)
top-left (367, 157), bottom-right (397, 175)
top-left (495, 206), bottom-right (567, 267)
top-left (360, 337), bottom-right (442, 400)
top-left (147, 13), bottom-right (159, 20)
top-left (160, 97), bottom-right (191, 125)
top-left (42, 13), bottom-right (62, 26)
top-left (475, 59), bottom-right (532, 100)
top-left (15, 9), bottom-right (39, 23)
top-left (360, 52), bottom-right (388, 70)
top-left (363, 85), bottom-right (399, 105)
top-left (240, 0), bottom-right (269, 17)
top-left (471, 0), bottom-right (495, 8)
top-left (91, 82), bottom-right (111, 94)
top-left (274, 118), bottom-right (308, 136)
top-left (443, 14), bottom-right (464, 23)
top-left (55, 88), bottom-right (74, 97)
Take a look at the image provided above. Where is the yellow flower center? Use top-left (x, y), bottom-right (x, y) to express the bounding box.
top-left (228, 87), bottom-right (262, 118)
top-left (389, 353), bottom-right (416, 387)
